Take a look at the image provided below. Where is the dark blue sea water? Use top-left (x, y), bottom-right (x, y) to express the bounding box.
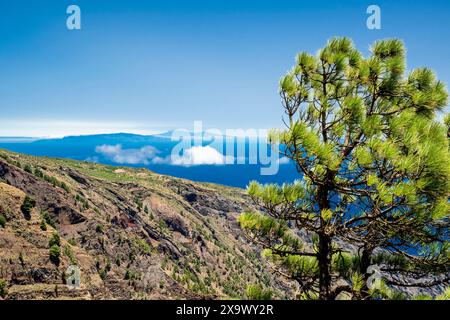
top-left (0, 133), bottom-right (299, 189)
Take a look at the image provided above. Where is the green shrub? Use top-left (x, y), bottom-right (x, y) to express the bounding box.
top-left (60, 182), bottom-right (70, 193)
top-left (0, 279), bottom-right (8, 298)
top-left (18, 252), bottom-right (25, 266)
top-left (44, 174), bottom-right (58, 187)
top-left (124, 269), bottom-right (140, 281)
top-left (105, 260), bottom-right (111, 272)
top-left (246, 284), bottom-right (273, 300)
top-left (0, 214), bottom-right (6, 228)
top-left (133, 237), bottom-right (152, 255)
top-left (49, 233), bottom-right (61, 247)
top-left (21, 195), bottom-right (36, 217)
top-left (24, 164), bottom-right (33, 174)
top-left (40, 219), bottom-right (47, 231)
top-left (95, 224), bottom-right (104, 234)
top-left (63, 245), bottom-right (77, 265)
top-left (49, 244), bottom-right (61, 265)
top-left (41, 211), bottom-right (56, 228)
top-left (135, 197), bottom-right (143, 211)
top-left (99, 268), bottom-right (108, 280)
top-left (34, 168), bottom-right (44, 178)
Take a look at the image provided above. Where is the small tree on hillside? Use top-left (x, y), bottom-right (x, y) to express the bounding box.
top-left (21, 195), bottom-right (36, 220)
top-left (239, 38), bottom-right (450, 300)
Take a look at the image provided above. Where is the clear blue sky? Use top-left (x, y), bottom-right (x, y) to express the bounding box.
top-left (0, 0), bottom-right (449, 136)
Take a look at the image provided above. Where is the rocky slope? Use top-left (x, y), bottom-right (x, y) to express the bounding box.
top-left (0, 149), bottom-right (292, 300)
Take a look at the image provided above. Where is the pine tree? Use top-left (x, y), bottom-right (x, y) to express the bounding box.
top-left (239, 38), bottom-right (450, 300)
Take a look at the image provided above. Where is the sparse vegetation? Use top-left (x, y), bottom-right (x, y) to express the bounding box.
top-left (133, 237), bottom-right (152, 255)
top-left (246, 284), bottom-right (273, 300)
top-left (60, 182), bottom-right (70, 193)
top-left (124, 269), bottom-right (140, 281)
top-left (135, 197), bottom-right (143, 211)
top-left (75, 194), bottom-right (89, 210)
top-left (63, 245), bottom-right (77, 265)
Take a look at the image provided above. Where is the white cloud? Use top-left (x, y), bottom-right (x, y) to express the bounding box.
top-left (95, 144), bottom-right (161, 165)
top-left (278, 156), bottom-right (290, 164)
top-left (172, 146), bottom-right (233, 166)
top-left (94, 144), bottom-right (233, 166)
top-left (151, 156), bottom-right (171, 164)
top-left (96, 144), bottom-right (122, 154)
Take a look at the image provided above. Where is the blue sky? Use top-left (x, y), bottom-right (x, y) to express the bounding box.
top-left (0, 0), bottom-right (449, 137)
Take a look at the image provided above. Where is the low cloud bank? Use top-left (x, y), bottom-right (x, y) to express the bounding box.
top-left (94, 144), bottom-right (290, 167)
top-left (95, 144), bottom-right (161, 165)
top-left (95, 144), bottom-right (232, 166)
top-left (171, 145), bottom-right (234, 166)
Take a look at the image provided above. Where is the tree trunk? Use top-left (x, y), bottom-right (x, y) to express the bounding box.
top-left (360, 247), bottom-right (373, 299)
top-left (318, 233), bottom-right (332, 299)
top-left (317, 172), bottom-right (334, 300)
